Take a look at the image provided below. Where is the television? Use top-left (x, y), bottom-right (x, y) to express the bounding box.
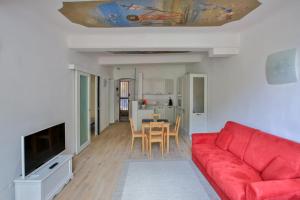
top-left (22, 123), bottom-right (65, 177)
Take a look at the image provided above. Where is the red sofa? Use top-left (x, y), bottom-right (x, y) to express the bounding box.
top-left (192, 121), bottom-right (300, 200)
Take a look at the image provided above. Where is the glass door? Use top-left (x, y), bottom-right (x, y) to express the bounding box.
top-left (189, 74), bottom-right (207, 135)
top-left (193, 76), bottom-right (205, 114)
top-left (75, 71), bottom-right (91, 154)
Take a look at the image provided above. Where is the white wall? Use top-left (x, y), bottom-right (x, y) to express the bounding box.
top-left (109, 79), bottom-right (115, 123)
top-left (187, 1), bottom-right (300, 142)
top-left (0, 3), bottom-right (111, 200)
top-left (113, 64), bottom-right (186, 104)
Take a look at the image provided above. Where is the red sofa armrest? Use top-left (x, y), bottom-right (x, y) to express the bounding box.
top-left (192, 133), bottom-right (219, 145)
top-left (246, 179), bottom-right (300, 200)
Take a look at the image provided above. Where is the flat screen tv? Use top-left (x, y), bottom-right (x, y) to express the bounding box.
top-left (22, 123), bottom-right (65, 176)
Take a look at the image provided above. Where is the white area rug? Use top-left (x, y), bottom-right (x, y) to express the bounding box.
top-left (113, 160), bottom-right (220, 200)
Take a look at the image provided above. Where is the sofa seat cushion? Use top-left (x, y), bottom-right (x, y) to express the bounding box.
top-left (261, 156), bottom-right (299, 181)
top-left (192, 144), bottom-right (237, 168)
top-left (206, 159), bottom-right (262, 200)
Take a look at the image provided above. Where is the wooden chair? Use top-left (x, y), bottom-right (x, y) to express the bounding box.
top-left (165, 116), bottom-right (181, 148)
top-left (147, 113), bottom-right (160, 120)
top-left (129, 118), bottom-right (147, 152)
top-left (148, 122), bottom-right (164, 158)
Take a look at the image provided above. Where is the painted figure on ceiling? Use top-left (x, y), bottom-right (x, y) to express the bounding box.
top-left (126, 11), bottom-right (185, 24)
top-left (59, 0), bottom-right (261, 27)
top-left (120, 3), bottom-right (187, 25)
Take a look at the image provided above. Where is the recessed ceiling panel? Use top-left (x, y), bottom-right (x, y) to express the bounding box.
top-left (59, 0), bottom-right (261, 27)
top-left (109, 51), bottom-right (190, 54)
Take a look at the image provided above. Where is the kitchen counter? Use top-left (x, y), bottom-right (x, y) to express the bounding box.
top-left (132, 101), bottom-right (177, 130)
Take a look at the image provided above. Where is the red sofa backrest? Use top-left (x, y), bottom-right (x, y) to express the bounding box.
top-left (244, 130), bottom-right (300, 172)
top-left (223, 121), bottom-right (257, 160)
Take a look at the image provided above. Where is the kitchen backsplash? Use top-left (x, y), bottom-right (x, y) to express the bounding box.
top-left (141, 95), bottom-right (176, 106)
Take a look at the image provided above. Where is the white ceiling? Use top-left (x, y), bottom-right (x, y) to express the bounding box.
top-left (4, 0), bottom-right (288, 61)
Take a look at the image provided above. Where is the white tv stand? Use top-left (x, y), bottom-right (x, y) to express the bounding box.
top-left (14, 154), bottom-right (73, 200)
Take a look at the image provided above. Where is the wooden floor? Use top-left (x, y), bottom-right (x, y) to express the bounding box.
top-left (55, 122), bottom-right (191, 200)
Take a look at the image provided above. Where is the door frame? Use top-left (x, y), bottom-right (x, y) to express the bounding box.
top-left (189, 74), bottom-right (208, 134)
top-left (96, 76), bottom-right (101, 135)
top-left (119, 80), bottom-right (130, 121)
top-left (75, 70), bottom-right (91, 154)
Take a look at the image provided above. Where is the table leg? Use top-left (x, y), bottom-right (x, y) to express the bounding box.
top-left (142, 125), bottom-right (144, 153)
top-left (167, 126), bottom-right (169, 153)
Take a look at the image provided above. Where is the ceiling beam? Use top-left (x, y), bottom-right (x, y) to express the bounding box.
top-left (67, 31), bottom-right (240, 57)
top-left (208, 47), bottom-right (240, 57)
top-left (98, 53), bottom-right (203, 65)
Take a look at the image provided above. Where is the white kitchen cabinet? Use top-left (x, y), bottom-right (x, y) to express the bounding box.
top-left (143, 79), bottom-right (174, 95)
top-left (137, 72), bottom-right (143, 100)
top-left (153, 106), bottom-right (175, 124)
top-left (154, 106), bottom-right (165, 119)
top-left (165, 106), bottom-right (175, 124)
top-left (177, 77), bottom-right (183, 96)
top-left (165, 79), bottom-right (174, 95)
top-left (137, 109), bottom-right (154, 130)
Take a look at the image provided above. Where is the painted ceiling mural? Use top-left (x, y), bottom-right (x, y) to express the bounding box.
top-left (59, 0), bottom-right (261, 27)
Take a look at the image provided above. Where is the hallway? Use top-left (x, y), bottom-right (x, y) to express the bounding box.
top-left (56, 122), bottom-right (191, 200)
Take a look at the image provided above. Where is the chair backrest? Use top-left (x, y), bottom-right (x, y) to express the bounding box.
top-left (147, 113), bottom-right (160, 120)
top-left (149, 122), bottom-right (164, 139)
top-left (175, 116), bottom-right (181, 133)
top-left (129, 118), bottom-right (135, 136)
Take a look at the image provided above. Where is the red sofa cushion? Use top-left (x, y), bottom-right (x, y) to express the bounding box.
top-left (206, 158), bottom-right (261, 200)
top-left (261, 156), bottom-right (299, 180)
top-left (224, 121), bottom-right (256, 160)
top-left (246, 179), bottom-right (300, 200)
top-left (215, 128), bottom-right (233, 150)
top-left (192, 144), bottom-right (236, 168)
top-left (192, 133), bottom-right (218, 145)
top-left (244, 130), bottom-right (300, 172)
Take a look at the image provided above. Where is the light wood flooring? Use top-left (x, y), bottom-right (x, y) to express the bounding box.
top-left (55, 122), bottom-right (191, 200)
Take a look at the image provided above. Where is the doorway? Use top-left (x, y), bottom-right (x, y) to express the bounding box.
top-left (90, 75), bottom-right (101, 137)
top-left (119, 80), bottom-right (129, 122)
top-left (75, 71), bottom-right (101, 154)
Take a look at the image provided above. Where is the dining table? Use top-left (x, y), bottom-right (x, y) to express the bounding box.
top-left (141, 120), bottom-right (170, 153)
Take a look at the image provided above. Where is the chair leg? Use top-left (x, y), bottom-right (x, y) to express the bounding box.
top-left (176, 134), bottom-right (179, 147)
top-left (161, 142), bottom-right (164, 157)
top-left (142, 136), bottom-right (144, 153)
top-left (149, 142), bottom-right (152, 159)
top-left (166, 134), bottom-right (168, 149)
top-left (131, 137), bottom-right (134, 152)
top-left (145, 137), bottom-right (149, 153)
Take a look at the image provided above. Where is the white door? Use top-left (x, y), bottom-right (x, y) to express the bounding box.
top-left (75, 71), bottom-right (91, 154)
top-left (189, 74), bottom-right (207, 135)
